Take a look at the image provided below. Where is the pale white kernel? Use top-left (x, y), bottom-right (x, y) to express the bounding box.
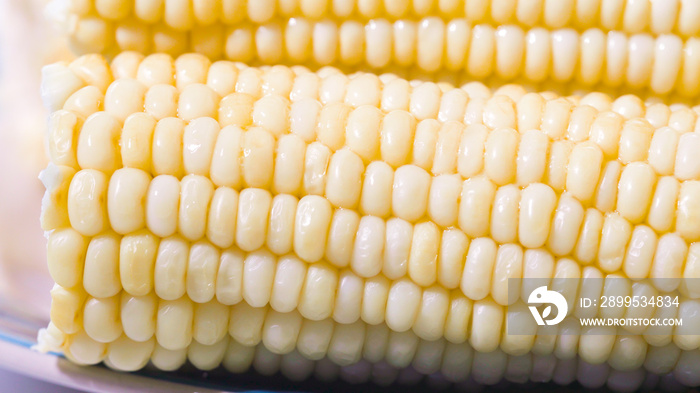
top-left (516, 130), bottom-right (549, 187)
top-left (68, 169), bottom-right (109, 237)
top-left (361, 275), bottom-right (390, 325)
top-left (303, 142), bottom-right (332, 196)
top-left (120, 113), bottom-right (156, 173)
top-left (104, 79), bottom-right (146, 122)
top-left (461, 237), bottom-right (498, 301)
top-left (490, 185), bottom-right (521, 244)
top-left (273, 135), bottom-right (306, 196)
top-left (325, 209), bottom-right (360, 268)
top-left (77, 112), bottom-right (122, 174)
top-left (210, 125), bottom-right (243, 189)
top-left (594, 160), bottom-right (622, 213)
top-left (328, 321), bottom-right (366, 367)
top-left (483, 96), bottom-right (517, 130)
top-left (491, 244), bottom-right (524, 306)
top-left (241, 127), bottom-right (275, 189)
top-left (467, 24), bottom-right (495, 78)
top-left (386, 278), bottom-right (422, 333)
top-left (242, 249), bottom-right (276, 308)
top-left (675, 132), bottom-right (700, 181)
top-left (215, 247), bottom-right (245, 306)
top-left (617, 163), bottom-right (656, 224)
top-left (410, 82), bottom-right (442, 121)
top-left (345, 105), bottom-right (382, 162)
top-left (156, 296), bottom-right (194, 351)
top-left (120, 292), bottom-right (157, 342)
top-left (333, 269), bottom-right (364, 324)
top-left (236, 188), bottom-right (271, 252)
top-left (519, 183), bottom-right (557, 249)
top-left (262, 310), bottom-right (302, 355)
top-left (152, 117), bottom-right (185, 177)
top-left (380, 110), bottom-right (416, 168)
top-left (294, 195), bottom-right (332, 263)
top-left (316, 102), bottom-right (350, 151)
top-left (207, 61), bottom-right (239, 97)
top-left (432, 122), bottom-right (463, 175)
top-left (546, 193), bottom-right (584, 257)
top-left (253, 95), bottom-right (289, 138)
top-left (521, 248), bottom-right (555, 299)
top-left (566, 142), bottom-right (604, 203)
top-left (351, 216), bottom-right (386, 278)
top-left (345, 74), bottom-right (381, 108)
top-left (392, 165), bottom-right (431, 222)
top-left (266, 194), bottom-right (297, 256)
top-left (411, 287), bottom-right (448, 342)
top-left (545, 140), bottom-right (573, 192)
top-left (218, 92), bottom-right (254, 128)
top-left (648, 176), bottom-right (679, 233)
top-left (458, 176), bottom-right (496, 238)
top-left (298, 263), bottom-right (338, 321)
top-left (383, 217), bottom-right (413, 280)
top-left (326, 149), bottom-right (364, 209)
top-left (598, 212), bottom-right (633, 273)
top-left (648, 127), bottom-right (681, 176)
top-left (650, 233), bottom-right (687, 292)
top-left (108, 168), bottom-right (151, 235)
top-left (457, 124), bottom-right (488, 178)
top-left (380, 78), bottom-right (411, 112)
top-left (105, 336), bottom-right (155, 372)
top-left (408, 221), bottom-right (441, 287)
top-left (83, 233), bottom-right (121, 298)
top-left (186, 241), bottom-right (220, 304)
top-left (437, 229), bottom-right (470, 290)
top-left (469, 297), bottom-right (503, 353)
top-left (228, 303), bottom-right (266, 347)
top-left (47, 228), bottom-right (88, 290)
top-left (297, 318), bottom-right (334, 361)
top-left (182, 117), bottom-right (219, 177)
top-left (411, 119), bottom-right (439, 170)
top-left (178, 175), bottom-right (214, 242)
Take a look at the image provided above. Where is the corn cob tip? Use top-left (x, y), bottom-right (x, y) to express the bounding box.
top-left (41, 63), bottom-right (85, 112)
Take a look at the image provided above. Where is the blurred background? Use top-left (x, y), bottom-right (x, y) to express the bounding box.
top-left (0, 1), bottom-right (91, 390)
top-left (0, 0), bottom-right (73, 325)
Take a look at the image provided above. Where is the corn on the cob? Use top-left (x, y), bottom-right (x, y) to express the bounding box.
top-left (47, 237), bottom-right (700, 352)
top-left (43, 55), bottom-right (700, 283)
top-left (36, 52), bottom-right (700, 391)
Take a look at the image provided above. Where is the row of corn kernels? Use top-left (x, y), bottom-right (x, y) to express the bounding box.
top-left (68, 16), bottom-right (700, 96)
top-left (47, 224), bottom-right (700, 348)
top-left (55, 321), bottom-right (698, 391)
top-left (49, 283), bottom-right (700, 378)
top-left (46, 160), bottom-right (700, 289)
top-left (71, 0), bottom-right (700, 38)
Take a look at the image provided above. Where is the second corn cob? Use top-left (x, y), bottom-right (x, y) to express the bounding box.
top-left (59, 0), bottom-right (700, 98)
